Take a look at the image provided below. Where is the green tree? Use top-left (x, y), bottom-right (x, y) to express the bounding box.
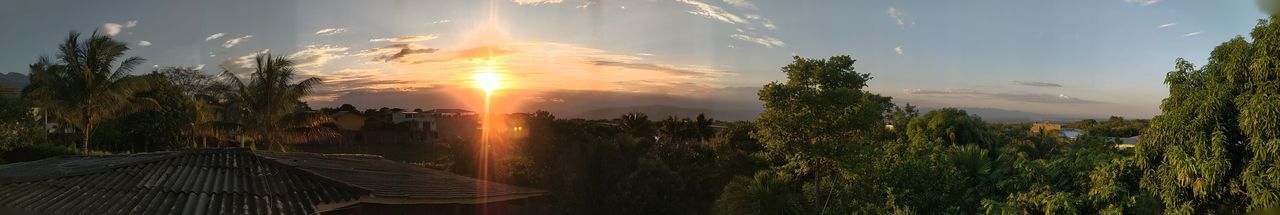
top-left (23, 31), bottom-right (156, 152)
top-left (906, 108), bottom-right (992, 148)
top-left (754, 55), bottom-right (892, 176)
top-left (90, 73), bottom-right (203, 152)
top-left (713, 172), bottom-right (804, 215)
top-left (0, 97), bottom-right (42, 158)
top-left (719, 55), bottom-right (894, 213)
top-left (1135, 17), bottom-right (1280, 213)
top-left (215, 53), bottom-right (335, 151)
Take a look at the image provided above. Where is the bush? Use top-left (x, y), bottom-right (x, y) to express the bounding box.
top-left (1, 144), bottom-right (110, 164)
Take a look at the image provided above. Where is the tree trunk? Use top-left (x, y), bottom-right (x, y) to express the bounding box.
top-left (82, 112), bottom-right (91, 153)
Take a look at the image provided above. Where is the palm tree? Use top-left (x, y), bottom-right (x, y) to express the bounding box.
top-left (25, 31), bottom-right (155, 152)
top-left (214, 53), bottom-right (336, 151)
top-left (713, 172), bottom-right (804, 215)
top-left (619, 112), bottom-right (654, 139)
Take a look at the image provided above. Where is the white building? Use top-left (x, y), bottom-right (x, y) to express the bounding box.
top-left (389, 110), bottom-right (436, 130)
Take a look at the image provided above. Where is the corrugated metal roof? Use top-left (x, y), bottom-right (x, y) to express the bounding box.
top-left (256, 151), bottom-right (546, 202)
top-left (0, 148), bottom-right (545, 214)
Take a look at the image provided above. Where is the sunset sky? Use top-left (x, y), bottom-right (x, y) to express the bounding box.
top-left (0, 0), bottom-right (1268, 119)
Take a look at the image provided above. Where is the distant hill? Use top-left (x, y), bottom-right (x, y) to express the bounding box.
top-left (0, 72), bottom-right (28, 89)
top-left (573, 105), bottom-right (761, 121)
top-left (920, 106), bottom-right (1090, 123)
top-left (572, 105), bottom-right (1085, 123)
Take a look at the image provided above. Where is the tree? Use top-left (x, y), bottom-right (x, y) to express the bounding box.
top-left (23, 31), bottom-right (156, 152)
top-left (754, 55), bottom-right (892, 177)
top-left (0, 97), bottom-right (42, 157)
top-left (713, 172), bottom-right (804, 215)
top-left (156, 67), bottom-right (219, 148)
top-left (906, 108), bottom-right (991, 148)
top-left (619, 112), bottom-right (654, 140)
top-left (156, 66), bottom-right (215, 97)
top-left (336, 104), bottom-right (358, 112)
top-left (215, 53), bottom-right (336, 151)
top-left (1135, 17), bottom-right (1280, 213)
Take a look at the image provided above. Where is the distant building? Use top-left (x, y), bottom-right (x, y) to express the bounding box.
top-left (0, 148), bottom-right (547, 214)
top-left (1030, 122), bottom-right (1062, 134)
top-left (382, 109), bottom-right (481, 143)
top-left (431, 110), bottom-right (478, 142)
top-left (1059, 128), bottom-right (1082, 139)
top-left (427, 109), bottom-right (476, 117)
top-left (389, 110), bottom-right (435, 130)
top-left (1116, 135), bottom-right (1140, 149)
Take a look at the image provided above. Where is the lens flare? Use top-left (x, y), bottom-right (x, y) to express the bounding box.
top-left (472, 69), bottom-right (502, 93)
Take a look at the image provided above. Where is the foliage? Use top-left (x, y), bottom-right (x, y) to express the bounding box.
top-left (1067, 116), bottom-right (1147, 138)
top-left (213, 53), bottom-right (336, 151)
top-left (906, 108), bottom-right (992, 148)
top-left (0, 97), bottom-right (43, 160)
top-left (23, 31), bottom-right (156, 152)
top-left (1134, 17), bottom-right (1280, 213)
top-left (1, 143), bottom-right (110, 164)
top-left (89, 74), bottom-right (201, 152)
top-left (754, 55), bottom-right (892, 179)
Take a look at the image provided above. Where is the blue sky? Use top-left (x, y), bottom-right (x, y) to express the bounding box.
top-left (0, 0), bottom-right (1268, 118)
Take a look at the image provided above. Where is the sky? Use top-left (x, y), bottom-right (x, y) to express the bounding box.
top-left (0, 0), bottom-right (1268, 119)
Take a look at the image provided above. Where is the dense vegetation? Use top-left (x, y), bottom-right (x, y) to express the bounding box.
top-left (3, 16), bottom-right (1280, 215)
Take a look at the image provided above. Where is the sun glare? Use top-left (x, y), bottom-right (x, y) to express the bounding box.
top-left (472, 68), bottom-right (503, 93)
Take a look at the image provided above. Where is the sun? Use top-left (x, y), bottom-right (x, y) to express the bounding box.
top-left (472, 68), bottom-right (502, 93)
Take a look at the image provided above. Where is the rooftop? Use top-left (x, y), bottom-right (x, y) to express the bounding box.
top-left (0, 148), bottom-right (545, 214)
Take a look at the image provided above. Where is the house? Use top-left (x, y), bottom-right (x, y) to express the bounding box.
top-left (389, 110), bottom-right (435, 130)
top-left (1030, 122), bottom-right (1062, 134)
top-left (331, 111), bottom-right (366, 131)
top-left (0, 148), bottom-right (546, 214)
top-left (1059, 128), bottom-right (1082, 139)
top-left (1116, 135), bottom-right (1140, 149)
top-left (427, 109), bottom-right (476, 117)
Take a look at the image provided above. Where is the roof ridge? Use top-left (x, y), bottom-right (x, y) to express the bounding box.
top-left (0, 150), bottom-right (184, 184)
top-left (250, 150), bottom-right (377, 197)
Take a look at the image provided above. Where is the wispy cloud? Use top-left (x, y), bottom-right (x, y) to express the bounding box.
top-left (745, 14), bottom-right (776, 30)
top-left (588, 60), bottom-right (714, 76)
top-left (137, 40), bottom-right (151, 47)
top-left (887, 7), bottom-right (905, 26)
top-left (357, 44), bottom-right (439, 63)
top-left (677, 0), bottom-right (747, 24)
top-left (315, 28), bottom-right (347, 36)
top-left (1158, 22), bottom-right (1177, 28)
top-left (432, 20), bottom-right (451, 24)
top-left (100, 20), bottom-right (137, 36)
top-left (894, 46), bottom-right (904, 55)
top-left (350, 41), bottom-right (723, 97)
top-left (1124, 0), bottom-right (1160, 6)
top-left (723, 0), bottom-right (756, 9)
top-left (906, 88), bottom-right (1101, 104)
top-left (221, 49), bottom-right (270, 74)
top-left (289, 45), bottom-right (350, 68)
top-left (222, 35), bottom-right (253, 48)
top-left (205, 33), bottom-right (225, 41)
top-left (512, 0), bottom-right (563, 5)
top-left (1182, 32), bottom-right (1202, 37)
top-left (730, 34), bottom-right (785, 48)
top-left (369, 34), bottom-right (439, 43)
top-left (1010, 80), bottom-right (1062, 87)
